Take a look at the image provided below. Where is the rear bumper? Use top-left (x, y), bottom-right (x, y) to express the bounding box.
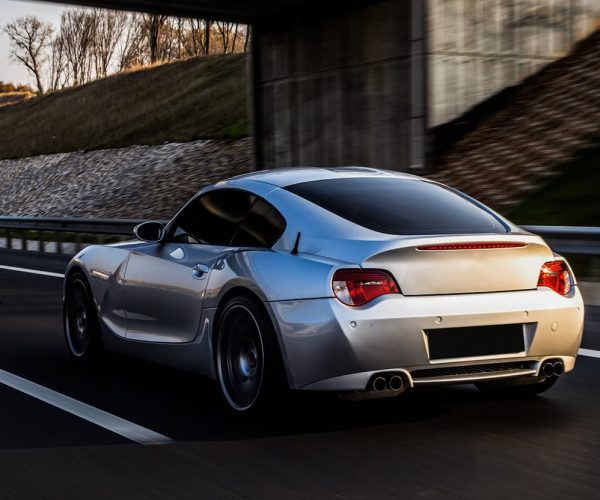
top-left (267, 287), bottom-right (584, 390)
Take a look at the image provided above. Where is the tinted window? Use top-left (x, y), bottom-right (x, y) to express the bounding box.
top-left (172, 189), bottom-right (255, 245)
top-left (285, 178), bottom-right (507, 235)
top-left (231, 198), bottom-right (286, 247)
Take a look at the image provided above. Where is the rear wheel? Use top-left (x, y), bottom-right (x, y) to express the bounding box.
top-left (64, 272), bottom-right (103, 361)
top-left (215, 295), bottom-right (285, 412)
top-left (475, 375), bottom-right (558, 397)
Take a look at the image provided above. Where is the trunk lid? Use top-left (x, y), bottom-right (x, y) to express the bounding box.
top-left (363, 234), bottom-right (553, 296)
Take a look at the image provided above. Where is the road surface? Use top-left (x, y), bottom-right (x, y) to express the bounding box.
top-left (0, 249), bottom-right (599, 499)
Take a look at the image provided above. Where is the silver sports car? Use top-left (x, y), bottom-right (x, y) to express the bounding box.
top-left (63, 168), bottom-right (584, 411)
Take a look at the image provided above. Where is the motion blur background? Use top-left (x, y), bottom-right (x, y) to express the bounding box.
top-left (0, 3), bottom-right (599, 497)
top-left (0, 0), bottom-right (599, 275)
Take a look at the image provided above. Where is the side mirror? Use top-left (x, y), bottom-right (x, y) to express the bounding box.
top-left (134, 221), bottom-right (164, 242)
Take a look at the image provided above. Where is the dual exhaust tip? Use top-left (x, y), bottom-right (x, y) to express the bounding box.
top-left (371, 373), bottom-right (405, 393)
top-left (370, 361), bottom-right (563, 392)
top-left (541, 360), bottom-right (564, 378)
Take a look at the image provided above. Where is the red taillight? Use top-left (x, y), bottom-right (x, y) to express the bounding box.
top-left (537, 261), bottom-right (572, 295)
top-left (332, 269), bottom-right (400, 306)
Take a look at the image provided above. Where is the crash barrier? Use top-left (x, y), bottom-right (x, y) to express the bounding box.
top-left (0, 216), bottom-right (165, 254)
top-left (0, 217), bottom-right (598, 257)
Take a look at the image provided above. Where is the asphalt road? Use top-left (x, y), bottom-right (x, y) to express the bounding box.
top-left (1, 249), bottom-right (600, 499)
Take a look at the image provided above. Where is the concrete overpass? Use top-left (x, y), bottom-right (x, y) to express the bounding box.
top-left (43, 1), bottom-right (371, 22)
top-left (35, 1), bottom-right (600, 173)
top-left (40, 0), bottom-right (428, 172)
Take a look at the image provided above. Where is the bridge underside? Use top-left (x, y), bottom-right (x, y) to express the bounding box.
top-left (40, 0), bottom-right (373, 23)
top-left (39, 0), bottom-right (426, 172)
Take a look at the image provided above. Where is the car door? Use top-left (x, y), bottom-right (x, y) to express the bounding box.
top-left (122, 189), bottom-right (257, 343)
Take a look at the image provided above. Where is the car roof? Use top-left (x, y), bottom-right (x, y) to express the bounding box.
top-left (227, 166), bottom-right (421, 188)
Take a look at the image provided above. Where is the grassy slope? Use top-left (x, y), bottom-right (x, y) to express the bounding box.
top-left (507, 141), bottom-right (600, 226)
top-left (0, 92), bottom-right (33, 108)
top-left (0, 53), bottom-right (247, 160)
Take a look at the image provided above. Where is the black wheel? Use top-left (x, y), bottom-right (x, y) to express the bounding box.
top-left (64, 272), bottom-right (103, 361)
top-left (215, 295), bottom-right (285, 412)
top-left (475, 375), bottom-right (558, 397)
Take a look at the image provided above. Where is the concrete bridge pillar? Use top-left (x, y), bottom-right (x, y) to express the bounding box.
top-left (251, 0), bottom-right (427, 172)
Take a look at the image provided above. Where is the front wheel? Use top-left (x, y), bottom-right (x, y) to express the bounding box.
top-left (215, 296), bottom-right (285, 412)
top-left (475, 375), bottom-right (558, 397)
top-left (64, 272), bottom-right (103, 361)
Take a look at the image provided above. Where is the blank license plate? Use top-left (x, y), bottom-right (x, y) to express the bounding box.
top-left (426, 324), bottom-right (525, 360)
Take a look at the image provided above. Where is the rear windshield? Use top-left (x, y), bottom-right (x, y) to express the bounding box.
top-left (285, 177), bottom-right (507, 235)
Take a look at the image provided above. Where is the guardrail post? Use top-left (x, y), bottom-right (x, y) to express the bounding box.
top-left (0, 218), bottom-right (163, 255)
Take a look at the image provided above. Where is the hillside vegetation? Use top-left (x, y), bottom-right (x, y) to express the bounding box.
top-left (0, 53), bottom-right (248, 160)
top-left (431, 27), bottom-right (600, 225)
top-left (0, 92), bottom-right (33, 108)
top-left (508, 140), bottom-right (600, 226)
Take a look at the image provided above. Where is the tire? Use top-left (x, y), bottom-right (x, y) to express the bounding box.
top-left (215, 295), bottom-right (285, 412)
top-left (64, 272), bottom-right (103, 361)
top-left (475, 375), bottom-right (558, 398)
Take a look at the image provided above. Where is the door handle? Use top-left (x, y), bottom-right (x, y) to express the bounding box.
top-left (192, 263), bottom-right (210, 279)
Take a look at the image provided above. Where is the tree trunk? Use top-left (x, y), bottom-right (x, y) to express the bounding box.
top-left (244, 25), bottom-right (251, 53)
top-left (33, 66), bottom-right (44, 94)
top-left (205, 20), bottom-right (212, 55)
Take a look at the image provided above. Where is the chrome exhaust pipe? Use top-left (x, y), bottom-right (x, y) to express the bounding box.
top-left (542, 362), bottom-right (555, 378)
top-left (553, 361), bottom-right (564, 376)
top-left (389, 375), bottom-right (404, 391)
top-left (372, 376), bottom-right (387, 392)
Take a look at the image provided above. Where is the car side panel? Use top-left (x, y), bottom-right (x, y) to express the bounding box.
top-left (66, 245), bottom-right (132, 339)
top-left (204, 249), bottom-right (341, 307)
top-left (101, 306), bottom-right (216, 378)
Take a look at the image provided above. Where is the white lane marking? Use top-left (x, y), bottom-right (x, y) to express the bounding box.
top-left (579, 348), bottom-right (600, 359)
top-left (0, 368), bottom-right (172, 445)
top-left (0, 264), bottom-right (64, 279)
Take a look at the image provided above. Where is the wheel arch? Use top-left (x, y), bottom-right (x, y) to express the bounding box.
top-left (211, 285), bottom-right (291, 388)
top-left (63, 264), bottom-right (88, 299)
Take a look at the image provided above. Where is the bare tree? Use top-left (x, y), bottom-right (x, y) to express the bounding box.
top-left (187, 19), bottom-right (201, 56)
top-left (48, 34), bottom-right (69, 90)
top-left (5, 9), bottom-right (250, 93)
top-left (117, 13), bottom-right (147, 71)
top-left (214, 21), bottom-right (247, 54)
top-left (60, 10), bottom-right (96, 86)
top-left (156, 17), bottom-right (180, 61)
top-left (143, 14), bottom-right (168, 63)
top-left (204, 20), bottom-right (213, 54)
top-left (244, 25), bottom-right (251, 53)
top-left (187, 18), bottom-right (213, 55)
top-left (91, 9), bottom-right (127, 78)
top-left (215, 21), bottom-right (231, 54)
top-left (3, 16), bottom-right (53, 94)
top-left (175, 17), bottom-right (184, 59)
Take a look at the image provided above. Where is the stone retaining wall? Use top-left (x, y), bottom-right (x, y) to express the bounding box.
top-left (0, 139), bottom-right (253, 219)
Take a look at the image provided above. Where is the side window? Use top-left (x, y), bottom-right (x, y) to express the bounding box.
top-left (171, 189), bottom-right (256, 245)
top-left (231, 198), bottom-right (286, 248)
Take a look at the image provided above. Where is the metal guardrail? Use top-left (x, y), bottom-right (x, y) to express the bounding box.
top-left (0, 216), bottom-right (147, 235)
top-left (0, 216), bottom-right (155, 254)
top-left (0, 217), bottom-right (598, 256)
top-left (522, 225), bottom-right (600, 256)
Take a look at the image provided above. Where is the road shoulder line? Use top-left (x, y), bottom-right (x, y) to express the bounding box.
top-left (579, 348), bottom-right (600, 359)
top-left (0, 264), bottom-right (64, 278)
top-left (0, 368), bottom-right (172, 445)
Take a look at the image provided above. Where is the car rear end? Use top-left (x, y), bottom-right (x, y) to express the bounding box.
top-left (268, 173), bottom-right (584, 396)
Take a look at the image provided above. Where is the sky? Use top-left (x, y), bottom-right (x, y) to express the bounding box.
top-left (0, 0), bottom-right (69, 86)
